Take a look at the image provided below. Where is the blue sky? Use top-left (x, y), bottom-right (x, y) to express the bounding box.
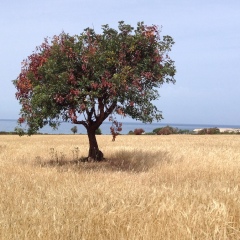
top-left (1, 0), bottom-right (240, 125)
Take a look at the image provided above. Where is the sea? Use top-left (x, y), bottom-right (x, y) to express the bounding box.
top-left (1, 119), bottom-right (240, 135)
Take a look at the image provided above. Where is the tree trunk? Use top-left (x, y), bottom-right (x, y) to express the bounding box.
top-left (87, 127), bottom-right (104, 161)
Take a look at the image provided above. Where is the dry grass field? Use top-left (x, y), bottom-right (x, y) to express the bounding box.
top-left (0, 134), bottom-right (240, 239)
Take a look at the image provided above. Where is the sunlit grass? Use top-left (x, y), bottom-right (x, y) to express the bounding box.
top-left (0, 135), bottom-right (240, 239)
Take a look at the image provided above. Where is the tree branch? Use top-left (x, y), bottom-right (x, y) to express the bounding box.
top-left (83, 111), bottom-right (87, 121)
top-left (93, 105), bottom-right (98, 119)
top-left (74, 120), bottom-right (88, 129)
top-left (103, 101), bottom-right (117, 121)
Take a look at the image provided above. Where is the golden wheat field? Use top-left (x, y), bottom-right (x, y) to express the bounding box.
top-left (0, 134), bottom-right (240, 239)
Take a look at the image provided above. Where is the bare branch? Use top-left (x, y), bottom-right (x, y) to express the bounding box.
top-left (74, 120), bottom-right (88, 128)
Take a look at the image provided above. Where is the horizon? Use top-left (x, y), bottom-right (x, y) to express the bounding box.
top-left (1, 118), bottom-right (240, 128)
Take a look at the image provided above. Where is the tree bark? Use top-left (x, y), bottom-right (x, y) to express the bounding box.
top-left (87, 127), bottom-right (104, 161)
top-left (83, 100), bottom-right (117, 161)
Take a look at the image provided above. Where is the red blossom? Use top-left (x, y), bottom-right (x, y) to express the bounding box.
top-left (68, 72), bottom-right (77, 85)
top-left (116, 107), bottom-right (125, 115)
top-left (80, 103), bottom-right (86, 111)
top-left (70, 89), bottom-right (80, 96)
top-left (68, 109), bottom-right (77, 122)
top-left (82, 64), bottom-right (87, 71)
top-left (109, 116), bottom-right (123, 141)
top-left (54, 94), bottom-right (64, 104)
top-left (142, 72), bottom-right (152, 79)
top-left (91, 82), bottom-right (98, 89)
top-left (18, 117), bottom-right (25, 124)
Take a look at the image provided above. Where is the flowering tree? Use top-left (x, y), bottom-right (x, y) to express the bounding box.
top-left (13, 21), bottom-right (176, 161)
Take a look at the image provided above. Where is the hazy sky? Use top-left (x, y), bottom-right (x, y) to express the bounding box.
top-left (1, 0), bottom-right (240, 125)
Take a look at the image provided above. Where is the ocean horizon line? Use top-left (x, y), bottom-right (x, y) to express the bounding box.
top-left (1, 119), bottom-right (240, 128)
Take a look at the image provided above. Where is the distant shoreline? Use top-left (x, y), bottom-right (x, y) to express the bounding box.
top-left (1, 119), bottom-right (240, 134)
top-left (193, 128), bottom-right (240, 133)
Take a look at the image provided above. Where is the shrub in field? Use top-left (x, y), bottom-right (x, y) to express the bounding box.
top-left (198, 128), bottom-right (220, 134)
top-left (157, 125), bottom-right (177, 135)
top-left (208, 128), bottom-right (220, 134)
top-left (128, 130), bottom-right (134, 135)
top-left (153, 127), bottom-right (191, 135)
top-left (134, 128), bottom-right (145, 135)
top-left (177, 129), bottom-right (191, 134)
top-left (198, 128), bottom-right (207, 134)
top-left (223, 130), bottom-right (240, 134)
top-left (14, 127), bottom-right (25, 136)
top-left (144, 132), bottom-right (156, 135)
top-left (95, 128), bottom-right (102, 135)
top-left (153, 127), bottom-right (162, 134)
top-left (0, 131), bottom-right (19, 135)
top-left (71, 126), bottom-right (78, 134)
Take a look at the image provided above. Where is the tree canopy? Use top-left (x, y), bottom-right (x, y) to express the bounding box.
top-left (13, 21), bottom-right (176, 160)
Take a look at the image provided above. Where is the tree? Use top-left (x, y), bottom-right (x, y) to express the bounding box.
top-left (71, 126), bottom-right (78, 134)
top-left (13, 21), bottom-right (176, 161)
